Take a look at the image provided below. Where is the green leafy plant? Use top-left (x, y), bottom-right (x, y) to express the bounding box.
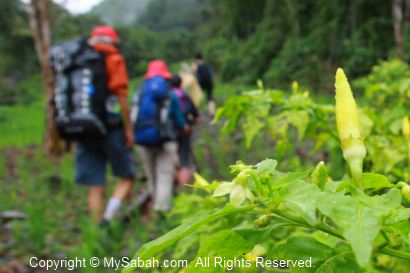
top-left (124, 70), bottom-right (410, 273)
top-left (214, 59), bottom-right (410, 182)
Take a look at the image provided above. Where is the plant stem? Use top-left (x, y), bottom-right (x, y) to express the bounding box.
top-left (380, 230), bottom-right (390, 245)
top-left (378, 247), bottom-right (410, 260)
top-left (271, 210), bottom-right (344, 240)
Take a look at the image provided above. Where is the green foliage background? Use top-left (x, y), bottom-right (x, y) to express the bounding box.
top-left (0, 0), bottom-right (405, 104)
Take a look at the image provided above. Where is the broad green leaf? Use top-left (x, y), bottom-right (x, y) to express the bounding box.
top-left (383, 149), bottom-right (405, 172)
top-left (361, 173), bottom-right (392, 189)
top-left (122, 206), bottom-right (250, 273)
top-left (317, 190), bottom-right (401, 266)
top-left (236, 228), bottom-right (270, 244)
top-left (389, 221), bottom-right (410, 246)
top-left (318, 193), bottom-right (377, 266)
top-left (271, 236), bottom-right (334, 272)
top-left (172, 232), bottom-right (199, 259)
top-left (255, 158), bottom-right (277, 177)
top-left (360, 188), bottom-right (401, 214)
top-left (242, 115), bottom-right (265, 148)
top-left (389, 118), bottom-right (403, 135)
top-left (220, 110), bottom-right (242, 136)
top-left (198, 230), bottom-right (253, 257)
top-left (272, 236), bottom-right (334, 261)
top-left (272, 237), bottom-right (362, 273)
top-left (213, 182), bottom-right (234, 197)
top-left (271, 170), bottom-right (312, 189)
top-left (280, 181), bottom-right (321, 225)
top-left (385, 208), bottom-right (410, 224)
top-left (314, 251), bottom-right (362, 273)
top-left (213, 107), bottom-right (225, 122)
top-left (286, 110), bottom-right (309, 141)
top-left (324, 181), bottom-right (344, 193)
top-left (186, 230), bottom-right (253, 273)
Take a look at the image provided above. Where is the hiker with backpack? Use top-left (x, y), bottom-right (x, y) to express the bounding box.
top-left (170, 75), bottom-right (201, 185)
top-left (179, 63), bottom-right (203, 108)
top-left (133, 60), bottom-right (189, 212)
top-left (50, 25), bottom-right (135, 224)
top-left (194, 52), bottom-right (215, 117)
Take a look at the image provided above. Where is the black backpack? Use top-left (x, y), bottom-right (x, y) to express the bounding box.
top-left (196, 63), bottom-right (212, 86)
top-left (50, 38), bottom-right (110, 141)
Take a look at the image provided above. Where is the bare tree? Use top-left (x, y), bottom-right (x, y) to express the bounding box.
top-left (28, 0), bottom-right (64, 157)
top-left (392, 0), bottom-right (406, 60)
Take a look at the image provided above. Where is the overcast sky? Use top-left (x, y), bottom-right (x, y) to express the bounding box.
top-left (54, 0), bottom-right (102, 14)
top-left (22, 0), bottom-right (102, 14)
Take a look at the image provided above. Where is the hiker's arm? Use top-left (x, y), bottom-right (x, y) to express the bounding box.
top-left (106, 54), bottom-right (134, 148)
top-left (118, 94), bottom-right (134, 148)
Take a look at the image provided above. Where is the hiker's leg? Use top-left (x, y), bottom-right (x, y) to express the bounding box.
top-left (88, 185), bottom-right (105, 223)
top-left (112, 178), bottom-right (134, 200)
top-left (207, 100), bottom-right (216, 117)
top-left (75, 141), bottom-right (106, 223)
top-left (104, 131), bottom-right (136, 220)
top-left (205, 84), bottom-right (215, 116)
top-left (154, 142), bottom-right (177, 212)
top-left (103, 178), bottom-right (134, 221)
top-left (177, 167), bottom-right (192, 185)
top-left (176, 135), bottom-right (193, 185)
top-left (139, 147), bottom-right (156, 196)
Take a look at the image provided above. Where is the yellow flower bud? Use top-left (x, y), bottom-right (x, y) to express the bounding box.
top-left (311, 161), bottom-right (327, 189)
top-left (291, 81), bottom-right (299, 92)
top-left (244, 244), bottom-right (266, 262)
top-left (402, 116), bottom-right (410, 138)
top-left (257, 79), bottom-right (264, 90)
top-left (401, 184), bottom-right (410, 204)
top-left (335, 68), bottom-right (361, 141)
top-left (254, 214), bottom-right (270, 228)
top-left (335, 68), bottom-right (366, 187)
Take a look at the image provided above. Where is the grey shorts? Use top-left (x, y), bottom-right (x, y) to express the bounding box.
top-left (75, 129), bottom-right (136, 186)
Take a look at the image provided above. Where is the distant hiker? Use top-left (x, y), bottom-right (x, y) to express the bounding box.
top-left (170, 75), bottom-right (201, 185)
top-left (179, 63), bottom-right (203, 107)
top-left (133, 60), bottom-right (189, 212)
top-left (50, 25), bottom-right (135, 224)
top-left (194, 52), bottom-right (215, 116)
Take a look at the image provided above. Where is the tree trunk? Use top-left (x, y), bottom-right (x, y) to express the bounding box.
top-left (393, 0), bottom-right (406, 60)
top-left (28, 0), bottom-right (64, 158)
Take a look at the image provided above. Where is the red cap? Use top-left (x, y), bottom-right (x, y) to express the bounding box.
top-left (144, 60), bottom-right (172, 79)
top-left (90, 25), bottom-right (120, 43)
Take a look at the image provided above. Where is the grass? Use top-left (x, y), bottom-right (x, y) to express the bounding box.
top-left (0, 101), bottom-right (44, 148)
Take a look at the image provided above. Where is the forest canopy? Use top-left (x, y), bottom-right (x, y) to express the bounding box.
top-left (0, 0), bottom-right (408, 105)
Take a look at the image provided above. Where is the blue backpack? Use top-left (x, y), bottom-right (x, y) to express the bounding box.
top-left (133, 76), bottom-right (171, 146)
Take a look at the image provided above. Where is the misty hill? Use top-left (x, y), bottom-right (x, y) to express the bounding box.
top-left (90, 0), bottom-right (150, 26)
